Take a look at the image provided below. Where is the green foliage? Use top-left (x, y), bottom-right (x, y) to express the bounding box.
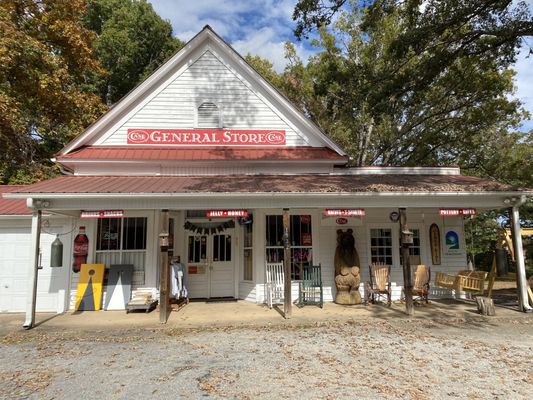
top-left (285, 3), bottom-right (532, 168)
top-left (0, 0), bottom-right (185, 183)
top-left (85, 0), bottom-right (184, 104)
top-left (0, 0), bottom-right (107, 184)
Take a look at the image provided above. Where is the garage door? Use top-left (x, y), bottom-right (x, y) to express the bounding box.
top-left (0, 223), bottom-right (68, 313)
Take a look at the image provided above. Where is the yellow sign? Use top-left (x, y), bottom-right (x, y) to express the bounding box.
top-left (74, 264), bottom-right (105, 311)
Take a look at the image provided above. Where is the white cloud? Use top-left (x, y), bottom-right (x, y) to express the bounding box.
top-left (149, 0), bottom-right (315, 71)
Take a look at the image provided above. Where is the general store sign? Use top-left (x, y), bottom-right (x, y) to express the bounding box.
top-left (127, 128), bottom-right (286, 146)
top-left (324, 209), bottom-right (366, 217)
top-left (206, 210), bottom-right (248, 218)
top-left (439, 208), bottom-right (476, 216)
top-left (81, 210), bottom-right (124, 218)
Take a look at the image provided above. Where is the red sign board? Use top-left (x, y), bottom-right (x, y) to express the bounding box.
top-left (81, 210), bottom-right (124, 218)
top-left (439, 208), bottom-right (476, 216)
top-left (324, 209), bottom-right (366, 217)
top-left (206, 210), bottom-right (248, 218)
top-left (127, 129), bottom-right (286, 146)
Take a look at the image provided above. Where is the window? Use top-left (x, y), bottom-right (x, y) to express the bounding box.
top-left (197, 102), bottom-right (220, 128)
top-left (213, 234), bottom-right (231, 262)
top-left (399, 228), bottom-right (421, 265)
top-left (96, 217), bottom-right (148, 286)
top-left (188, 235), bottom-right (207, 263)
top-left (265, 215), bottom-right (312, 280)
top-left (370, 228), bottom-right (393, 265)
top-left (243, 223), bottom-right (253, 281)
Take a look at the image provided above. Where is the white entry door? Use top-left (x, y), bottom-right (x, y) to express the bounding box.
top-left (186, 230), bottom-right (235, 298)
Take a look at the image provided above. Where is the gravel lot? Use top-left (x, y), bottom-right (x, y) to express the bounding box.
top-left (1, 316), bottom-right (532, 400)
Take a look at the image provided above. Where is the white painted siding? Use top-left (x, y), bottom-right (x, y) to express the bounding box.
top-left (97, 50), bottom-right (321, 147)
top-left (0, 218), bottom-right (71, 313)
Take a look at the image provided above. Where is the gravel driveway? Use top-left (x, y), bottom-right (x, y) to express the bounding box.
top-left (1, 317), bottom-right (532, 399)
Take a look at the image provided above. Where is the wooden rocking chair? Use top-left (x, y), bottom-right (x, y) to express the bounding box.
top-left (365, 263), bottom-right (392, 306)
top-left (401, 265), bottom-right (431, 304)
top-left (298, 264), bottom-right (323, 308)
top-left (265, 262), bottom-right (284, 309)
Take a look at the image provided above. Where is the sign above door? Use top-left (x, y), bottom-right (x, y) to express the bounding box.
top-left (127, 129), bottom-right (286, 146)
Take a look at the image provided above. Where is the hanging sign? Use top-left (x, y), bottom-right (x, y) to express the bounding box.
top-left (445, 230), bottom-right (461, 255)
top-left (81, 210), bottom-right (124, 218)
top-left (324, 209), bottom-right (366, 217)
top-left (439, 208), bottom-right (476, 216)
top-left (206, 210), bottom-right (248, 218)
top-left (184, 220), bottom-right (235, 235)
top-left (429, 223), bottom-right (441, 265)
top-left (127, 129), bottom-right (286, 146)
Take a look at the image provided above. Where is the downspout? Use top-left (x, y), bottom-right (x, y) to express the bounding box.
top-left (510, 195), bottom-right (533, 312)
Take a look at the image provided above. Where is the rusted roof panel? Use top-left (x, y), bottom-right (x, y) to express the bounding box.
top-left (7, 174), bottom-right (519, 195)
top-left (0, 185), bottom-right (31, 215)
top-left (56, 146), bottom-right (348, 162)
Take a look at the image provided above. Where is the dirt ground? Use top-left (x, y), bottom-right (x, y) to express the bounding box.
top-left (1, 311), bottom-right (533, 399)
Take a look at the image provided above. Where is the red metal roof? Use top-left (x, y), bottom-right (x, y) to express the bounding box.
top-left (6, 174), bottom-right (518, 195)
top-left (0, 185), bottom-right (31, 215)
top-left (56, 146), bottom-right (348, 162)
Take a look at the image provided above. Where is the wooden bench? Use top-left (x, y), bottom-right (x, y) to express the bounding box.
top-left (435, 258), bottom-right (496, 297)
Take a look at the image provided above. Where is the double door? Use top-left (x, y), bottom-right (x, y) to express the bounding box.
top-left (186, 230), bottom-right (235, 298)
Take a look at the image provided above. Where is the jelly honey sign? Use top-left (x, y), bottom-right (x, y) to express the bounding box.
top-left (127, 129), bottom-right (286, 146)
top-left (206, 210), bottom-right (248, 218)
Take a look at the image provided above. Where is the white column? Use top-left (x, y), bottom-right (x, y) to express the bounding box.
top-left (511, 205), bottom-right (533, 312)
top-left (23, 210), bottom-right (42, 329)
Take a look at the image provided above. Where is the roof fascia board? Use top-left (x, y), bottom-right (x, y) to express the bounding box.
top-left (6, 191), bottom-right (530, 199)
top-left (6, 193), bottom-right (526, 210)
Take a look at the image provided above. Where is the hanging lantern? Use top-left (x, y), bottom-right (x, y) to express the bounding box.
top-left (50, 235), bottom-right (63, 268)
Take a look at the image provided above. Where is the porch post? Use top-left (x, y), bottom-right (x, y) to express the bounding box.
top-left (283, 208), bottom-right (292, 319)
top-left (159, 210), bottom-right (170, 323)
top-left (510, 204), bottom-right (533, 312)
top-left (23, 210), bottom-right (42, 329)
top-left (399, 208), bottom-right (414, 316)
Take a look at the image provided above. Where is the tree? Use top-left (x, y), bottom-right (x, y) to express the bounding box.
top-left (285, 1), bottom-right (531, 168)
top-left (84, 0), bottom-right (184, 104)
top-left (0, 0), bottom-right (106, 184)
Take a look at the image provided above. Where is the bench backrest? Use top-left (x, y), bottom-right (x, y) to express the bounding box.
top-left (369, 263), bottom-right (391, 291)
top-left (266, 262), bottom-right (284, 287)
top-left (302, 264), bottom-right (322, 288)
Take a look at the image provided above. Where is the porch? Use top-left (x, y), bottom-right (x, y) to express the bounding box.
top-left (0, 291), bottom-right (527, 336)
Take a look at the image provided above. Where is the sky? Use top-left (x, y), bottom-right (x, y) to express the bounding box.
top-left (150, 0), bottom-right (533, 132)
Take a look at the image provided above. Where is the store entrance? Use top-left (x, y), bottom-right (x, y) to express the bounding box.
top-left (186, 230), bottom-right (235, 298)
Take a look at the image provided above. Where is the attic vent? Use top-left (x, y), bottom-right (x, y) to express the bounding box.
top-left (197, 102), bottom-right (221, 128)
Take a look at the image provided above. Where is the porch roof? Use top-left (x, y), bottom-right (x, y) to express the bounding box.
top-left (0, 185), bottom-right (31, 215)
top-left (4, 174), bottom-right (526, 197)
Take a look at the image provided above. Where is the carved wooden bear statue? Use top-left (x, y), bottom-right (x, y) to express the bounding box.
top-left (334, 229), bottom-right (362, 305)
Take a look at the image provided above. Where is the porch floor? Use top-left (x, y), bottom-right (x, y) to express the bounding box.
top-left (0, 298), bottom-right (530, 335)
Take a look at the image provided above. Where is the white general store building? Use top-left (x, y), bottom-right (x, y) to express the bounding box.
top-left (1, 26), bottom-right (531, 319)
